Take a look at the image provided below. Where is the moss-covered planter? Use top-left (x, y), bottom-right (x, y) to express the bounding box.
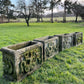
top-left (54, 33), bottom-right (73, 51)
top-left (34, 36), bottom-right (59, 61)
top-left (73, 32), bottom-right (83, 46)
top-left (0, 41), bottom-right (43, 81)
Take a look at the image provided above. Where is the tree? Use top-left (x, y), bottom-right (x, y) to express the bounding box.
top-left (72, 1), bottom-right (80, 22)
top-left (31, 0), bottom-right (40, 22)
top-left (0, 0), bottom-right (5, 22)
top-left (50, 0), bottom-right (61, 23)
top-left (39, 0), bottom-right (48, 22)
top-left (62, 0), bottom-right (84, 23)
top-left (79, 6), bottom-right (84, 20)
top-left (71, 2), bottom-right (84, 22)
top-left (65, 1), bottom-right (84, 22)
top-left (0, 0), bottom-right (14, 22)
top-left (62, 0), bottom-right (72, 23)
top-left (17, 0), bottom-right (33, 26)
top-left (31, 0), bottom-right (48, 22)
top-left (7, 10), bottom-right (16, 20)
top-left (3, 0), bottom-right (15, 22)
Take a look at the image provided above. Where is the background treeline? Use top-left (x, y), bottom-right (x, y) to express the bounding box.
top-left (0, 0), bottom-right (84, 26)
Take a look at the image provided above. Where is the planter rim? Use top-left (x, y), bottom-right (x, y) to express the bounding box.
top-left (17, 42), bottom-right (42, 52)
top-left (34, 36), bottom-right (58, 42)
top-left (54, 33), bottom-right (73, 37)
top-left (74, 32), bottom-right (82, 33)
top-left (0, 41), bottom-right (42, 52)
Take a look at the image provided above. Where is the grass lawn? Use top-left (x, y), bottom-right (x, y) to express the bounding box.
top-left (0, 22), bottom-right (84, 84)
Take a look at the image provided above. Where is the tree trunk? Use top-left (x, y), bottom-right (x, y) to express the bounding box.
top-left (7, 7), bottom-right (10, 23)
top-left (41, 16), bottom-right (43, 22)
top-left (8, 17), bottom-right (10, 23)
top-left (40, 0), bottom-right (43, 22)
top-left (26, 20), bottom-right (29, 26)
top-left (41, 13), bottom-right (43, 22)
top-left (75, 15), bottom-right (78, 22)
top-left (51, 8), bottom-right (53, 23)
top-left (40, 6), bottom-right (43, 22)
top-left (1, 14), bottom-right (4, 23)
top-left (36, 1), bottom-right (40, 22)
top-left (37, 12), bottom-right (40, 22)
top-left (63, 4), bottom-right (66, 23)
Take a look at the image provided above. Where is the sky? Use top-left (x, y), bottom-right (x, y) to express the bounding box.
top-left (10, 0), bottom-right (16, 4)
top-left (10, 0), bottom-right (84, 5)
top-left (10, 0), bottom-right (84, 14)
top-left (10, 0), bottom-right (30, 5)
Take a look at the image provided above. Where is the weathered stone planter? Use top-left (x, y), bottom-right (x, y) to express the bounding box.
top-left (0, 41), bottom-right (43, 81)
top-left (34, 36), bottom-right (59, 61)
top-left (73, 32), bottom-right (83, 46)
top-left (54, 33), bottom-right (73, 51)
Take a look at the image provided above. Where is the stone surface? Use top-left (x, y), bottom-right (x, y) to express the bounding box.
top-left (34, 36), bottom-right (59, 61)
top-left (54, 33), bottom-right (73, 51)
top-left (73, 32), bottom-right (83, 46)
top-left (1, 41), bottom-right (43, 81)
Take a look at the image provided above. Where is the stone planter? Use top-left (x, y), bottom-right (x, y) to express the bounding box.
top-left (34, 36), bottom-right (59, 61)
top-left (54, 33), bottom-right (73, 51)
top-left (0, 41), bottom-right (43, 81)
top-left (73, 32), bottom-right (83, 46)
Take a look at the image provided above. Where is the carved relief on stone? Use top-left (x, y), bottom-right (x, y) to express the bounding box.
top-left (2, 52), bottom-right (17, 80)
top-left (73, 32), bottom-right (83, 46)
top-left (3, 53), bottom-right (14, 75)
top-left (76, 33), bottom-right (82, 45)
top-left (45, 39), bottom-right (59, 58)
top-left (19, 47), bottom-right (42, 74)
top-left (62, 36), bottom-right (73, 49)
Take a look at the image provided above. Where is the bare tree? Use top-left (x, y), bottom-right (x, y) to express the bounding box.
top-left (71, 1), bottom-right (82, 22)
top-left (4, 0), bottom-right (14, 22)
top-left (50, 0), bottom-right (61, 23)
top-left (62, 0), bottom-right (72, 23)
top-left (79, 6), bottom-right (84, 20)
top-left (17, 0), bottom-right (33, 26)
top-left (0, 0), bottom-right (14, 23)
top-left (40, 0), bottom-right (48, 22)
top-left (31, 0), bottom-right (48, 22)
top-left (63, 0), bottom-right (83, 22)
top-left (0, 0), bottom-right (5, 22)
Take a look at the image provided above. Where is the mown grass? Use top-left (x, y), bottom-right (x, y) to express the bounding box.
top-left (0, 22), bottom-right (84, 84)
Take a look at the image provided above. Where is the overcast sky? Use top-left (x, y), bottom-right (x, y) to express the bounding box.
top-left (45, 0), bottom-right (84, 14)
top-left (10, 0), bottom-right (84, 5)
top-left (10, 0), bottom-right (84, 14)
top-left (61, 0), bottom-right (84, 4)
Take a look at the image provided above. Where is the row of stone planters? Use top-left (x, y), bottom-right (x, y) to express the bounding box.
top-left (54, 32), bottom-right (83, 51)
top-left (0, 32), bottom-right (83, 81)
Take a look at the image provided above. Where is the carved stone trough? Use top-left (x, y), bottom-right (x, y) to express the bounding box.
top-left (0, 41), bottom-right (43, 81)
top-left (54, 33), bottom-right (73, 51)
top-left (34, 36), bottom-right (59, 61)
top-left (73, 32), bottom-right (83, 46)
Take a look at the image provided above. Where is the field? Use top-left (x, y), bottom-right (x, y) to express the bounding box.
top-left (0, 22), bottom-right (84, 84)
top-left (2, 17), bottom-right (82, 23)
top-left (17, 17), bottom-right (82, 23)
